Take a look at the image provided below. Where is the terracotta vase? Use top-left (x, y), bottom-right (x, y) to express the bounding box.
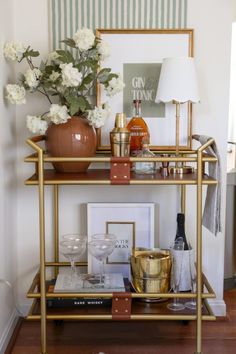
top-left (46, 116), bottom-right (97, 173)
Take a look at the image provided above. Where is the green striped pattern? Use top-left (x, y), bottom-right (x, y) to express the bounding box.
top-left (50, 0), bottom-right (188, 49)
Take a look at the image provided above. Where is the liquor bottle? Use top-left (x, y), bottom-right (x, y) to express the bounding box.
top-left (134, 136), bottom-right (156, 175)
top-left (175, 213), bottom-right (189, 250)
top-left (127, 99), bottom-right (149, 156)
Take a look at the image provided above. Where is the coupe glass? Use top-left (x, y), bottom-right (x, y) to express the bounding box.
top-left (88, 234), bottom-right (116, 287)
top-left (62, 234), bottom-right (87, 243)
top-left (60, 239), bottom-right (86, 284)
top-left (167, 237), bottom-right (185, 311)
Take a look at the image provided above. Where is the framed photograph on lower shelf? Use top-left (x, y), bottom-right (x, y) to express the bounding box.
top-left (87, 203), bottom-right (155, 278)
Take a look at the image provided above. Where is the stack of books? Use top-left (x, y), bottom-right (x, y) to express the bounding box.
top-left (47, 273), bottom-right (128, 308)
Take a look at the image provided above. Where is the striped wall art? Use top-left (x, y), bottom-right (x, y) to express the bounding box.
top-left (49, 0), bottom-right (188, 49)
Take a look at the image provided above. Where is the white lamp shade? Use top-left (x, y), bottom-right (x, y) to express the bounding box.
top-left (155, 57), bottom-right (200, 103)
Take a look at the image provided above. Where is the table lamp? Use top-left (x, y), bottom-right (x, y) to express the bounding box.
top-left (155, 57), bottom-right (200, 174)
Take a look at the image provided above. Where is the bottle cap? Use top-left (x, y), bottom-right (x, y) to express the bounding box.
top-left (177, 213), bottom-right (185, 222)
top-left (115, 113), bottom-right (127, 128)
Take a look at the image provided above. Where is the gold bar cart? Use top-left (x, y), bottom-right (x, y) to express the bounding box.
top-left (24, 136), bottom-right (217, 354)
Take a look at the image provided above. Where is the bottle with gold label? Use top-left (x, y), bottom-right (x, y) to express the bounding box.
top-left (127, 100), bottom-right (149, 156)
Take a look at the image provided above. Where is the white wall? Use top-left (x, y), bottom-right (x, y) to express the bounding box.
top-left (188, 0), bottom-right (233, 314)
top-left (0, 0), bottom-right (18, 352)
top-left (13, 0), bottom-right (233, 317)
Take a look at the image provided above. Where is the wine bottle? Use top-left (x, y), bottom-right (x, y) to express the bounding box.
top-left (175, 213), bottom-right (189, 250)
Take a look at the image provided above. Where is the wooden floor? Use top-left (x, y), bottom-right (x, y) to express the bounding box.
top-left (7, 289), bottom-right (236, 354)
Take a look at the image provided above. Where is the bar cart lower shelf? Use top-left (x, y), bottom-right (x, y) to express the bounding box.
top-left (26, 271), bottom-right (216, 322)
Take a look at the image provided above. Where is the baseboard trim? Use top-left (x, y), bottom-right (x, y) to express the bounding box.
top-left (0, 310), bottom-right (19, 354)
top-left (207, 299), bottom-right (226, 317)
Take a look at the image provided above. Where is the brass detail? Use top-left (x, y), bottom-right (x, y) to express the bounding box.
top-left (131, 249), bottom-right (171, 295)
top-left (169, 165), bottom-right (194, 174)
top-left (53, 185), bottom-right (59, 278)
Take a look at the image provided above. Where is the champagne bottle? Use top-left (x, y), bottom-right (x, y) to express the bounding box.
top-left (175, 213), bottom-right (189, 250)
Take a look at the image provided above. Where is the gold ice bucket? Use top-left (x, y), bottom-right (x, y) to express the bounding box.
top-left (131, 249), bottom-right (171, 293)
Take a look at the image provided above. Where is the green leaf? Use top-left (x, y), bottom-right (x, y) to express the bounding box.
top-left (67, 96), bottom-right (80, 116)
top-left (45, 65), bottom-right (55, 74)
top-left (75, 59), bottom-right (97, 71)
top-left (82, 73), bottom-right (94, 85)
top-left (24, 50), bottom-right (40, 58)
top-left (56, 50), bottom-right (75, 64)
top-left (39, 60), bottom-right (46, 71)
top-left (61, 38), bottom-right (76, 48)
top-left (107, 73), bottom-right (118, 81)
top-left (87, 48), bottom-right (98, 59)
top-left (83, 97), bottom-right (92, 110)
top-left (77, 83), bottom-right (87, 92)
top-left (97, 68), bottom-right (111, 83)
top-left (77, 96), bottom-right (87, 112)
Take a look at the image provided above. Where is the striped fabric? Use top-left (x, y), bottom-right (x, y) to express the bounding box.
top-left (49, 0), bottom-right (188, 49)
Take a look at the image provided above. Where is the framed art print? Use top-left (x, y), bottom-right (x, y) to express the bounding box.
top-left (87, 203), bottom-right (155, 278)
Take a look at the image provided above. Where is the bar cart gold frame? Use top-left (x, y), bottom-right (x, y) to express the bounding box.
top-left (24, 136), bottom-right (218, 354)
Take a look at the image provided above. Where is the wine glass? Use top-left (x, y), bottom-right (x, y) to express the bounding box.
top-left (62, 233), bottom-right (87, 243)
top-left (167, 237), bottom-right (185, 311)
top-left (91, 233), bottom-right (116, 242)
top-left (60, 239), bottom-right (86, 284)
top-left (88, 234), bottom-right (116, 287)
top-left (185, 249), bottom-right (198, 310)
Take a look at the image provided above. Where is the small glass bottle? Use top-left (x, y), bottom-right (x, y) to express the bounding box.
top-left (127, 100), bottom-right (149, 156)
top-left (134, 136), bottom-right (156, 175)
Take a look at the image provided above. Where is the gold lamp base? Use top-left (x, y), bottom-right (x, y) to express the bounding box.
top-left (169, 165), bottom-right (194, 174)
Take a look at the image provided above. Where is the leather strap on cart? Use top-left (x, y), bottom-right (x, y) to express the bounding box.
top-left (112, 292), bottom-right (132, 320)
top-left (110, 157), bottom-right (130, 185)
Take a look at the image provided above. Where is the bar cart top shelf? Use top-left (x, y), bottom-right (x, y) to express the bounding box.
top-left (24, 135), bottom-right (218, 186)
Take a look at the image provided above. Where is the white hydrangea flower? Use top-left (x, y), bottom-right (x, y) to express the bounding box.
top-left (48, 104), bottom-right (71, 125)
top-left (60, 63), bottom-right (82, 88)
top-left (97, 41), bottom-right (111, 61)
top-left (73, 28), bottom-right (95, 51)
top-left (25, 68), bottom-right (42, 89)
top-left (87, 103), bottom-right (111, 128)
top-left (3, 41), bottom-right (27, 61)
top-left (49, 70), bottom-right (60, 82)
top-left (47, 51), bottom-right (60, 64)
top-left (105, 75), bottom-right (125, 98)
top-left (6, 84), bottom-right (26, 104)
top-left (26, 115), bottom-right (48, 134)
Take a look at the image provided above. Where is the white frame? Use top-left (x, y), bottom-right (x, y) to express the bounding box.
top-left (96, 29), bottom-right (193, 151)
top-left (87, 203), bottom-right (155, 278)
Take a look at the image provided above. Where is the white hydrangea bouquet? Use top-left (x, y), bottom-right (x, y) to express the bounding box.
top-left (4, 28), bottom-right (124, 135)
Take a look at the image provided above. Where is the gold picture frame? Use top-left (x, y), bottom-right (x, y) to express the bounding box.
top-left (96, 29), bottom-right (194, 152)
top-left (106, 221), bottom-right (135, 265)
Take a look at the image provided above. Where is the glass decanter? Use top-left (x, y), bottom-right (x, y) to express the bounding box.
top-left (134, 136), bottom-right (156, 174)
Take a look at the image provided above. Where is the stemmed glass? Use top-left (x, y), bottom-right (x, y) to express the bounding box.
top-left (185, 249), bottom-right (198, 310)
top-left (167, 237), bottom-right (185, 311)
top-left (88, 233), bottom-right (116, 287)
top-left (62, 234), bottom-right (87, 243)
top-left (60, 239), bottom-right (86, 285)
